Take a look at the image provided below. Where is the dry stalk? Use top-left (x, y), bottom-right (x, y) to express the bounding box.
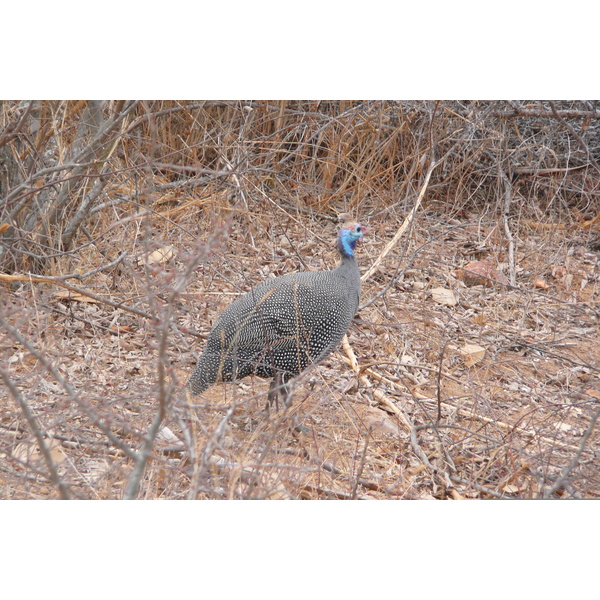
top-left (549, 101), bottom-right (600, 179)
top-left (361, 157), bottom-right (438, 282)
top-left (341, 337), bottom-right (412, 430)
top-left (122, 311), bottom-right (173, 500)
top-left (188, 399), bottom-right (239, 499)
top-left (500, 169), bottom-right (516, 286)
top-left (339, 156), bottom-right (439, 427)
top-left (350, 429), bottom-right (371, 499)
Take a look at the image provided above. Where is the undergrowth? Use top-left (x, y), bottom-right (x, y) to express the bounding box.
top-left (1, 100), bottom-right (599, 499)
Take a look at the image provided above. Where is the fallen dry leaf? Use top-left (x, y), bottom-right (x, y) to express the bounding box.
top-left (454, 260), bottom-right (509, 287)
top-left (157, 426), bottom-right (181, 444)
top-left (13, 439), bottom-right (67, 465)
top-left (585, 388), bottom-right (600, 400)
top-left (502, 484), bottom-right (521, 494)
top-left (108, 325), bottom-right (132, 334)
top-left (263, 477), bottom-right (292, 500)
top-left (8, 352), bottom-right (24, 365)
top-left (137, 245), bottom-right (177, 267)
top-left (364, 409), bottom-right (401, 435)
top-left (431, 287), bottom-right (457, 306)
top-left (533, 278), bottom-right (549, 289)
top-left (460, 343), bottom-right (486, 367)
top-left (552, 265), bottom-right (567, 279)
top-left (53, 290), bottom-right (99, 303)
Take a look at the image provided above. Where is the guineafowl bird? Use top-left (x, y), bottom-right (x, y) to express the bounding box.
top-left (187, 222), bottom-right (365, 408)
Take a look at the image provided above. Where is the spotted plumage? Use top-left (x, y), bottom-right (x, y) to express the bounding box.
top-left (187, 222), bottom-right (365, 405)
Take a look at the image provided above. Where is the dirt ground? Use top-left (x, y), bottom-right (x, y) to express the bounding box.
top-left (1, 207), bottom-right (599, 499)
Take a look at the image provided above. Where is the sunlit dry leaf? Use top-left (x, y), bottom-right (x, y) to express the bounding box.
top-left (502, 484), bottom-right (520, 494)
top-left (472, 314), bottom-right (487, 326)
top-left (364, 408), bottom-right (400, 435)
top-left (13, 439), bottom-right (66, 465)
top-left (460, 343), bottom-right (486, 367)
top-left (136, 245), bottom-right (177, 266)
top-left (264, 479), bottom-right (292, 500)
top-left (533, 278), bottom-right (549, 289)
top-left (8, 352), bottom-right (24, 365)
top-left (50, 444), bottom-right (67, 465)
top-left (157, 426), bottom-right (180, 444)
top-left (431, 287), bottom-right (457, 306)
top-left (450, 489), bottom-right (466, 500)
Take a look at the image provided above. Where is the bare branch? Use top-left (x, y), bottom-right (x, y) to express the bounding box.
top-left (0, 368), bottom-right (71, 499)
top-left (544, 404), bottom-right (600, 498)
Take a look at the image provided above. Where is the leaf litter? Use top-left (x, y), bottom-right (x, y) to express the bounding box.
top-left (1, 211), bottom-right (599, 499)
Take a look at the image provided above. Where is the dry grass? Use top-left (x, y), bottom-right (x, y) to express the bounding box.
top-left (1, 100), bottom-right (599, 499)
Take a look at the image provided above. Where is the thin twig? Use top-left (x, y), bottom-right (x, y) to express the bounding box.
top-left (436, 341), bottom-right (450, 424)
top-left (543, 403), bottom-right (600, 498)
top-left (361, 157), bottom-right (438, 283)
top-left (350, 429), bottom-right (371, 500)
top-left (0, 100), bottom-right (34, 146)
top-left (189, 399), bottom-right (239, 499)
top-left (0, 368), bottom-right (71, 499)
top-left (0, 272), bottom-right (153, 319)
top-left (0, 317), bottom-right (138, 460)
top-left (549, 101), bottom-right (600, 179)
top-left (500, 169), bottom-right (516, 286)
top-left (340, 338), bottom-right (413, 430)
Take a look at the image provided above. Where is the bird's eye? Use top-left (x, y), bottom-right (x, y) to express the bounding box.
top-left (356, 226), bottom-right (362, 233)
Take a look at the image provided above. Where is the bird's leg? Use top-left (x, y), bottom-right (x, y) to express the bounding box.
top-left (266, 371), bottom-right (292, 413)
top-left (278, 375), bottom-right (308, 433)
top-left (281, 377), bottom-right (292, 408)
top-left (266, 372), bottom-right (282, 414)
top-left (265, 373), bottom-right (307, 432)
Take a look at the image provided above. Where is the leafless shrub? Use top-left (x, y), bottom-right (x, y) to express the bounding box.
top-left (1, 100), bottom-right (599, 499)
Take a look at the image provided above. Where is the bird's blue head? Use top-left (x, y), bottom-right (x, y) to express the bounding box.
top-left (338, 222), bottom-right (365, 257)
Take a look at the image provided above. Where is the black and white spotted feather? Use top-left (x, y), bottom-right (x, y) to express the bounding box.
top-left (187, 222), bottom-right (364, 403)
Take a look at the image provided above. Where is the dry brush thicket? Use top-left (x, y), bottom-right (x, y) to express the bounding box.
top-left (1, 100), bottom-right (599, 499)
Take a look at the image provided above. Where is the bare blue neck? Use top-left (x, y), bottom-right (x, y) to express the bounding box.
top-left (337, 232), bottom-right (358, 258)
